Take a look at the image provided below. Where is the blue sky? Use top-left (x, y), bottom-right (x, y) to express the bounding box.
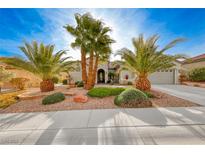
top-left (0, 8), bottom-right (205, 60)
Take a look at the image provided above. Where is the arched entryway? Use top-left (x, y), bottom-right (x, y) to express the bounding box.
top-left (97, 69), bottom-right (105, 83)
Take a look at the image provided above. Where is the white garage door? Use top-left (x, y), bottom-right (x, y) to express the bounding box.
top-left (148, 69), bottom-right (174, 84)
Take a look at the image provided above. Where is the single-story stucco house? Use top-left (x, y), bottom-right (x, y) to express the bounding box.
top-left (181, 53), bottom-right (205, 70)
top-left (69, 53), bottom-right (205, 85)
top-left (69, 60), bottom-right (182, 85)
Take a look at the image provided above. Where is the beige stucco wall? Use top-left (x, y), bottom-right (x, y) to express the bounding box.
top-left (69, 60), bottom-right (109, 83)
top-left (119, 70), bottom-right (136, 84)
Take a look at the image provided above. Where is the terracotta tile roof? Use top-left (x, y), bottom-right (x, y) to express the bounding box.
top-left (183, 53), bottom-right (205, 64)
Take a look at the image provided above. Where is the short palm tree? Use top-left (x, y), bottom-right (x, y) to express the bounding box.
top-left (116, 34), bottom-right (185, 91)
top-left (0, 41), bottom-right (75, 92)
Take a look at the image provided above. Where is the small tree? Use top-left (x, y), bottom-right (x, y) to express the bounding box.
top-left (0, 67), bottom-right (14, 92)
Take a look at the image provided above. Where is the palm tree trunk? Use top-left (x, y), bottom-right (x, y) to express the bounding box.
top-left (135, 73), bottom-right (151, 91)
top-left (40, 79), bottom-right (54, 92)
top-left (85, 50), bottom-right (94, 90)
top-left (81, 48), bottom-right (87, 87)
top-left (91, 55), bottom-right (99, 86)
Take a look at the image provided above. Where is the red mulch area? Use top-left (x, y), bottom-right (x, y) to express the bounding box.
top-left (182, 81), bottom-right (205, 88)
top-left (150, 90), bottom-right (200, 107)
top-left (0, 87), bottom-right (201, 114)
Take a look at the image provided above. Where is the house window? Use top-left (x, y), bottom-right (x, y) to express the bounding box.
top-left (125, 75), bottom-right (129, 80)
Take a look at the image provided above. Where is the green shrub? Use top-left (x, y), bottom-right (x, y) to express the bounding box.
top-left (114, 88), bottom-right (149, 107)
top-left (42, 92), bottom-right (65, 105)
top-left (188, 67), bottom-right (205, 82)
top-left (52, 77), bottom-right (59, 84)
top-left (62, 79), bottom-right (68, 85)
top-left (75, 81), bottom-right (84, 87)
top-left (143, 91), bottom-right (155, 98)
top-left (87, 87), bottom-right (125, 98)
top-left (127, 81), bottom-right (133, 85)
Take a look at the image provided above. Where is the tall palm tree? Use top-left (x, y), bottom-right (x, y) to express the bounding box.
top-left (116, 34), bottom-right (185, 91)
top-left (86, 19), bottom-right (115, 89)
top-left (65, 12), bottom-right (115, 90)
top-left (91, 36), bottom-right (115, 86)
top-left (64, 13), bottom-right (93, 87)
top-left (0, 41), bottom-right (75, 92)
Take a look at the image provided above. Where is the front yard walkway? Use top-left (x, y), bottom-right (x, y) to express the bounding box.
top-left (153, 85), bottom-right (205, 106)
top-left (1, 107), bottom-right (205, 144)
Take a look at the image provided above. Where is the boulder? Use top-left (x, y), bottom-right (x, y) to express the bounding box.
top-left (63, 91), bottom-right (75, 96)
top-left (73, 95), bottom-right (88, 103)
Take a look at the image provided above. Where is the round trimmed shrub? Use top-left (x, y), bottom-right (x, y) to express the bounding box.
top-left (87, 87), bottom-right (125, 98)
top-left (62, 79), bottom-right (68, 85)
top-left (114, 88), bottom-right (152, 108)
top-left (127, 81), bottom-right (133, 85)
top-left (52, 77), bottom-right (59, 84)
top-left (188, 67), bottom-right (205, 82)
top-left (42, 92), bottom-right (65, 105)
top-left (75, 81), bottom-right (84, 87)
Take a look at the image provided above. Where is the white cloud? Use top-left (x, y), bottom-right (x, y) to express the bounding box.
top-left (35, 9), bottom-right (150, 61)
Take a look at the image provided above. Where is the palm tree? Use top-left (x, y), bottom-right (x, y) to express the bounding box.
top-left (86, 19), bottom-right (115, 89)
top-left (64, 13), bottom-right (93, 87)
top-left (0, 41), bottom-right (75, 92)
top-left (0, 67), bottom-right (14, 92)
top-left (116, 34), bottom-right (185, 91)
top-left (65, 13), bottom-right (115, 90)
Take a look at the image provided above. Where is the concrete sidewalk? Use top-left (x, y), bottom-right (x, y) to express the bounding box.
top-left (1, 107), bottom-right (205, 144)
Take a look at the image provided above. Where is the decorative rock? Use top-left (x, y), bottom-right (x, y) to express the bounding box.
top-left (73, 95), bottom-right (88, 103)
top-left (63, 91), bottom-right (75, 96)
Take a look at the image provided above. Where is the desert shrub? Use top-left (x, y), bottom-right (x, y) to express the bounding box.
top-left (75, 81), bottom-right (84, 87)
top-left (188, 67), bottom-right (205, 82)
top-left (114, 88), bottom-right (151, 107)
top-left (42, 92), bottom-right (65, 105)
top-left (62, 79), bottom-right (68, 85)
top-left (0, 91), bottom-right (21, 108)
top-left (143, 91), bottom-right (155, 98)
top-left (10, 77), bottom-right (29, 90)
top-left (52, 77), bottom-right (59, 84)
top-left (87, 87), bottom-right (125, 98)
top-left (127, 81), bottom-right (133, 85)
top-left (179, 74), bottom-right (187, 83)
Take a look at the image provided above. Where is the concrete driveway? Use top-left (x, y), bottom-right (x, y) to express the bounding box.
top-left (153, 85), bottom-right (205, 106)
top-left (1, 107), bottom-right (205, 144)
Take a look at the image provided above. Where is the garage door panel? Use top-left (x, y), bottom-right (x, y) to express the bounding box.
top-left (149, 72), bottom-right (174, 84)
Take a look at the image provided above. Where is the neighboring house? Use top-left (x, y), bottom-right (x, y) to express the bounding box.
top-left (182, 53), bottom-right (205, 70)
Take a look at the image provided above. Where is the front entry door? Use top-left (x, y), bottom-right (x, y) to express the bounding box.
top-left (97, 69), bottom-right (105, 83)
